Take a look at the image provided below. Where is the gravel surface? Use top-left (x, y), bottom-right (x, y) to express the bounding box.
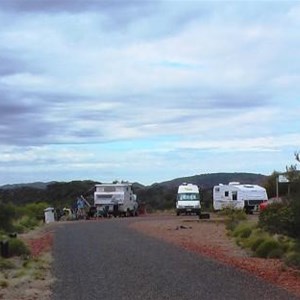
top-left (51, 218), bottom-right (299, 300)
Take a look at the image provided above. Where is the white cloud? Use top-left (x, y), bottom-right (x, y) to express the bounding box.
top-left (1, 1), bottom-right (300, 185)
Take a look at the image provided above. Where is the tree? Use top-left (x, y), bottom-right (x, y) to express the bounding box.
top-left (0, 203), bottom-right (16, 232)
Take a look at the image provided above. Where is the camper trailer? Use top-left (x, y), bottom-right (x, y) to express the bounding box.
top-left (94, 183), bottom-right (138, 217)
top-left (213, 182), bottom-right (268, 213)
top-left (176, 183), bottom-right (201, 216)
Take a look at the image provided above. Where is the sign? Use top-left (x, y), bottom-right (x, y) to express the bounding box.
top-left (278, 175), bottom-right (289, 183)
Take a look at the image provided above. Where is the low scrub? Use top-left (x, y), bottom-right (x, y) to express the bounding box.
top-left (8, 238), bottom-right (30, 257)
top-left (233, 223), bottom-right (253, 239)
top-left (14, 216), bottom-right (40, 233)
top-left (255, 239), bottom-right (282, 258)
top-left (219, 208), bottom-right (247, 231)
top-left (228, 216), bottom-right (300, 269)
top-left (0, 258), bottom-right (15, 270)
top-left (284, 252), bottom-right (300, 269)
top-left (258, 197), bottom-right (300, 239)
top-left (258, 203), bottom-right (293, 236)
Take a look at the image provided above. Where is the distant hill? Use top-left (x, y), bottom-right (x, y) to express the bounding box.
top-left (0, 181), bottom-right (55, 190)
top-left (0, 173), bottom-right (268, 210)
top-left (151, 172), bottom-right (267, 190)
top-left (0, 173), bottom-right (266, 191)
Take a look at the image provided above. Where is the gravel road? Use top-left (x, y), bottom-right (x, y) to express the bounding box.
top-left (51, 218), bottom-right (299, 300)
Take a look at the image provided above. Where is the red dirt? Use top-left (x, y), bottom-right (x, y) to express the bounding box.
top-left (27, 233), bottom-right (54, 257)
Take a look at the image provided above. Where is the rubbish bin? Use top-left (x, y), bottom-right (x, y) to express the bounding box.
top-left (0, 240), bottom-right (9, 258)
top-left (44, 207), bottom-right (55, 224)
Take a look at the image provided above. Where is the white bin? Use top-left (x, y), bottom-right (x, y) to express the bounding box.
top-left (44, 207), bottom-right (55, 224)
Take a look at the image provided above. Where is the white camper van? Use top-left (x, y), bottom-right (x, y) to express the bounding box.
top-left (213, 182), bottom-right (268, 213)
top-left (176, 183), bottom-right (201, 216)
top-left (94, 183), bottom-right (138, 217)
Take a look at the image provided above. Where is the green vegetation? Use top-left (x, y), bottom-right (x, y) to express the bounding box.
top-left (223, 201), bottom-right (300, 268)
top-left (0, 202), bottom-right (48, 234)
top-left (218, 208), bottom-right (247, 231)
top-left (0, 203), bottom-right (16, 232)
top-left (228, 218), bottom-right (298, 262)
top-left (0, 257), bottom-right (15, 270)
top-left (7, 238), bottom-right (30, 257)
top-left (0, 280), bottom-right (9, 288)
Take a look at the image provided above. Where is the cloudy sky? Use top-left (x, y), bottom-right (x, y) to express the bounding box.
top-left (0, 0), bottom-right (300, 186)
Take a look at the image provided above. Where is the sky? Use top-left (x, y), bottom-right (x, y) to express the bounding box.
top-left (0, 0), bottom-right (300, 186)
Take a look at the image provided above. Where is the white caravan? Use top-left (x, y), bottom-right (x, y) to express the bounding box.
top-left (176, 183), bottom-right (201, 216)
top-left (213, 182), bottom-right (268, 213)
top-left (94, 183), bottom-right (138, 217)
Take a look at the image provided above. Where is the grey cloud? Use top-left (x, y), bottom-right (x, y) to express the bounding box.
top-left (153, 88), bottom-right (270, 110)
top-left (0, 53), bottom-right (29, 76)
top-left (0, 93), bottom-right (52, 145)
top-left (211, 92), bottom-right (269, 109)
top-left (0, 0), bottom-right (157, 14)
top-left (0, 89), bottom-right (112, 146)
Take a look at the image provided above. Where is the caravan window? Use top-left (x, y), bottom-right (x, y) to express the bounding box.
top-left (104, 186), bottom-right (116, 192)
top-left (232, 191), bottom-right (237, 200)
top-left (224, 191), bottom-right (229, 197)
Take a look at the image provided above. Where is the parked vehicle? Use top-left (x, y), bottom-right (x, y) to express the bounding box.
top-left (176, 183), bottom-right (201, 216)
top-left (94, 183), bottom-right (138, 217)
top-left (259, 197), bottom-right (282, 212)
top-left (213, 182), bottom-right (268, 214)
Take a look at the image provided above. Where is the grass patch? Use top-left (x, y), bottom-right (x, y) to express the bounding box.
top-left (8, 238), bottom-right (31, 257)
top-left (0, 280), bottom-right (9, 288)
top-left (0, 258), bottom-right (16, 270)
top-left (284, 252), bottom-right (300, 269)
top-left (255, 239), bottom-right (281, 258)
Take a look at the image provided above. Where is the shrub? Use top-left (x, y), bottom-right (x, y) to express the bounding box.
top-left (0, 203), bottom-right (16, 232)
top-left (255, 239), bottom-right (281, 258)
top-left (284, 252), bottom-right (300, 269)
top-left (24, 202), bottom-right (48, 221)
top-left (250, 237), bottom-right (265, 252)
top-left (0, 280), bottom-right (8, 288)
top-left (290, 198), bottom-right (300, 239)
top-left (220, 208), bottom-right (247, 232)
top-left (233, 223), bottom-right (253, 238)
top-left (0, 258), bottom-right (15, 270)
top-left (258, 203), bottom-right (294, 236)
top-left (268, 248), bottom-right (284, 259)
top-left (18, 216), bottom-right (40, 231)
top-left (8, 238), bottom-right (30, 257)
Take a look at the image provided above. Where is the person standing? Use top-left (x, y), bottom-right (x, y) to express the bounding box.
top-left (76, 197), bottom-right (85, 219)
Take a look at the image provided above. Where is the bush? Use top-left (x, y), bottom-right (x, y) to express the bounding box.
top-left (250, 237), bottom-right (265, 252)
top-left (0, 258), bottom-right (15, 270)
top-left (233, 223), bottom-right (253, 238)
top-left (255, 239), bottom-right (281, 258)
top-left (0, 203), bottom-right (16, 232)
top-left (220, 208), bottom-right (247, 232)
top-left (290, 198), bottom-right (300, 239)
top-left (284, 252), bottom-right (300, 269)
top-left (258, 203), bottom-right (294, 236)
top-left (24, 202), bottom-right (48, 221)
top-left (0, 280), bottom-right (8, 288)
top-left (268, 248), bottom-right (284, 259)
top-left (8, 238), bottom-right (30, 257)
top-left (17, 216), bottom-right (40, 231)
